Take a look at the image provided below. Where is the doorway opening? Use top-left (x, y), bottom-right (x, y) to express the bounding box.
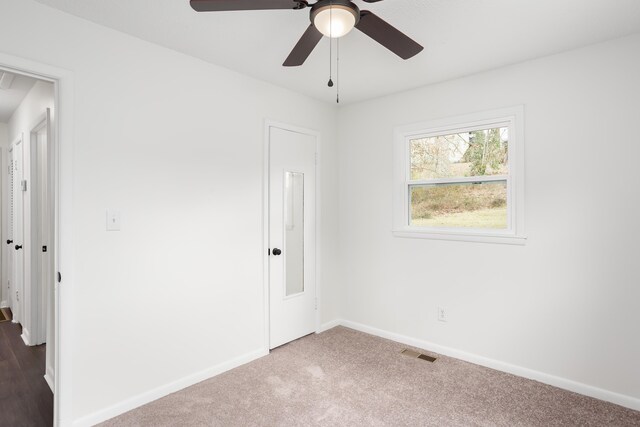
top-left (0, 65), bottom-right (57, 426)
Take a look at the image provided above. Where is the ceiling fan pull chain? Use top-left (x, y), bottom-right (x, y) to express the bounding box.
top-left (336, 37), bottom-right (340, 103)
top-left (327, 1), bottom-right (334, 88)
top-left (328, 38), bottom-right (333, 87)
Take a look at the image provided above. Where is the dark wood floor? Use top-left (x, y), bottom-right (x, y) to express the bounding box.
top-left (0, 309), bottom-right (53, 426)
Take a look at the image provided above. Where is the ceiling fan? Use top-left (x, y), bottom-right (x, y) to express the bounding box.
top-left (190, 0), bottom-right (423, 66)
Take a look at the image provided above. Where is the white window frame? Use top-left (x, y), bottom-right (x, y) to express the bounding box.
top-left (393, 106), bottom-right (526, 245)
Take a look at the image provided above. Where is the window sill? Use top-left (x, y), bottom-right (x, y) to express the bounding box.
top-left (392, 229), bottom-right (527, 245)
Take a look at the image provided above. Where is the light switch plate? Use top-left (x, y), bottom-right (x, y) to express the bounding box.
top-left (106, 210), bottom-right (121, 231)
top-left (437, 306), bottom-right (447, 322)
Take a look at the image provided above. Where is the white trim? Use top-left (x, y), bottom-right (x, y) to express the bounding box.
top-left (9, 133), bottom-right (23, 326)
top-left (314, 134), bottom-right (323, 338)
top-left (262, 123), bottom-right (270, 354)
top-left (393, 230), bottom-right (527, 245)
top-left (0, 300), bottom-right (7, 308)
top-left (44, 368), bottom-right (55, 393)
top-left (401, 117), bottom-right (516, 140)
top-left (408, 175), bottom-right (508, 186)
top-left (317, 318), bottom-right (341, 333)
top-left (393, 106), bottom-right (526, 244)
top-left (263, 120), bottom-right (323, 353)
top-left (21, 328), bottom-right (31, 345)
top-left (29, 111), bottom-right (49, 135)
top-left (0, 51), bottom-right (75, 427)
top-left (72, 348), bottom-right (269, 427)
top-left (338, 319), bottom-right (640, 412)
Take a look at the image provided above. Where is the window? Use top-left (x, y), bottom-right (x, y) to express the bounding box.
top-left (393, 107), bottom-right (525, 244)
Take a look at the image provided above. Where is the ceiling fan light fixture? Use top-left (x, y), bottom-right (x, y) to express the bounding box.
top-left (311, 1), bottom-right (360, 38)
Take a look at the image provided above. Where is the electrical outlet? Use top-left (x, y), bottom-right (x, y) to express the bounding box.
top-left (437, 306), bottom-right (447, 322)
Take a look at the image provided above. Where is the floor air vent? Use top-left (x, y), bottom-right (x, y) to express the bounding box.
top-left (401, 348), bottom-right (436, 362)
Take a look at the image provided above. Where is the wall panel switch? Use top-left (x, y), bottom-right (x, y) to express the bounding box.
top-left (106, 210), bottom-right (121, 231)
top-left (437, 306), bottom-right (447, 322)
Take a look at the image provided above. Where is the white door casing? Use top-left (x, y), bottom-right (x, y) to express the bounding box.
top-left (268, 125), bottom-right (317, 349)
top-left (11, 135), bottom-right (25, 328)
top-left (7, 145), bottom-right (15, 312)
top-left (0, 52), bottom-right (74, 426)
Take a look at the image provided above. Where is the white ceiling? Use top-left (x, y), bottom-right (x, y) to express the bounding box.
top-left (0, 72), bottom-right (37, 122)
top-left (34, 0), bottom-right (640, 105)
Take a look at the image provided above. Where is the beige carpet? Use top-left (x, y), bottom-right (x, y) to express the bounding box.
top-left (102, 327), bottom-right (640, 426)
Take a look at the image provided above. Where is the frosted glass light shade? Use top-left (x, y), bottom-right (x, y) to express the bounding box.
top-left (313, 6), bottom-right (357, 38)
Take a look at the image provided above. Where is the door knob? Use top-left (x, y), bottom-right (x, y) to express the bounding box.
top-left (15, 244), bottom-right (22, 250)
top-left (272, 248), bottom-right (282, 256)
top-left (6, 239), bottom-right (13, 244)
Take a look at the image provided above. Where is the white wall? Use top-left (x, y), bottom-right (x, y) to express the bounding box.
top-left (0, 0), bottom-right (340, 424)
top-left (0, 122), bottom-right (8, 147)
top-left (8, 80), bottom-right (54, 142)
top-left (0, 122), bottom-right (7, 307)
top-left (337, 34), bottom-right (640, 406)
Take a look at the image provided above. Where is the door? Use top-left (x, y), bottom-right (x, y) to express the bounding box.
top-left (31, 109), bottom-right (52, 346)
top-left (11, 137), bottom-right (25, 324)
top-left (268, 126), bottom-right (317, 349)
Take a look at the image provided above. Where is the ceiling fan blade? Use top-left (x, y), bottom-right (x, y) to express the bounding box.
top-left (190, 0), bottom-right (305, 12)
top-left (283, 25), bottom-right (323, 66)
top-left (355, 11), bottom-right (423, 60)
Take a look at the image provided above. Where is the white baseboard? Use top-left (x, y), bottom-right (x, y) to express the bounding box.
top-left (21, 328), bottom-right (31, 346)
top-left (0, 299), bottom-right (8, 308)
top-left (44, 370), bottom-right (55, 393)
top-left (72, 347), bottom-right (269, 427)
top-left (338, 319), bottom-right (640, 412)
top-left (317, 319), bottom-right (341, 333)
top-left (69, 320), bottom-right (640, 427)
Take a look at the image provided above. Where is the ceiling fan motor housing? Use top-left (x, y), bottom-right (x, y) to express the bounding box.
top-left (310, 0), bottom-right (361, 28)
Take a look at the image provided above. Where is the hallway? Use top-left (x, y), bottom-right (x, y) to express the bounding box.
top-left (0, 309), bottom-right (53, 426)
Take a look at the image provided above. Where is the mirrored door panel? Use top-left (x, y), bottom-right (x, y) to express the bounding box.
top-left (284, 171), bottom-right (304, 296)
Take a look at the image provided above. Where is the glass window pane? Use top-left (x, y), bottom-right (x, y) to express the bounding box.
top-left (284, 171), bottom-right (304, 296)
top-left (410, 127), bottom-right (508, 180)
top-left (410, 181), bottom-right (507, 229)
